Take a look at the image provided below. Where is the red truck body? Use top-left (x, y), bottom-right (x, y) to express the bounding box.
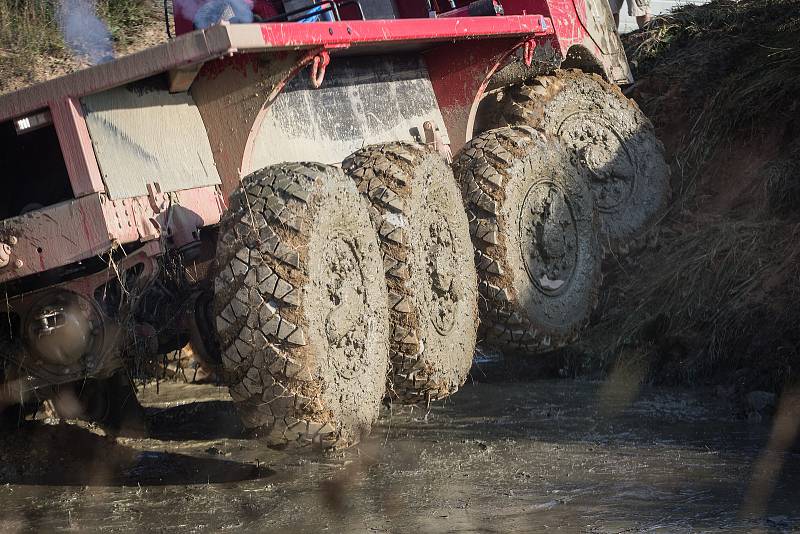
top-left (0, 0), bottom-right (629, 390)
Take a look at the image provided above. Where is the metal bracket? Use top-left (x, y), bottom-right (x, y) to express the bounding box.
top-left (423, 121), bottom-right (453, 164)
top-left (310, 51), bottom-right (331, 89)
top-left (168, 63), bottom-right (203, 93)
top-left (146, 182), bottom-right (169, 214)
top-left (523, 39), bottom-right (538, 67)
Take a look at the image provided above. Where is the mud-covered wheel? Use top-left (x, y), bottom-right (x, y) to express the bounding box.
top-left (214, 162), bottom-right (389, 449)
top-left (501, 69), bottom-right (670, 252)
top-left (343, 144), bottom-right (478, 403)
top-left (454, 126), bottom-right (601, 353)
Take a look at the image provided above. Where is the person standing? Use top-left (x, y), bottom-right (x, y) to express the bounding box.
top-left (608, 0), bottom-right (652, 30)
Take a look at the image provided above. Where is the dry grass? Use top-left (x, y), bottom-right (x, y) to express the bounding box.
top-left (592, 219), bottom-right (800, 383)
top-left (0, 0), bottom-right (161, 93)
top-left (571, 0), bottom-right (800, 391)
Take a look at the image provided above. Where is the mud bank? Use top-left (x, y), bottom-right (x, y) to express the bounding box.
top-left (1, 380), bottom-right (798, 532)
top-left (564, 0), bottom-right (800, 395)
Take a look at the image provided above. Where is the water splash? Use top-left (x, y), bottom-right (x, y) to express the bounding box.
top-left (58, 0), bottom-right (115, 65)
top-left (186, 0), bottom-right (254, 29)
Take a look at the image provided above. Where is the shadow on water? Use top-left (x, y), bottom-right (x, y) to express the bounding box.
top-left (145, 400), bottom-right (246, 441)
top-left (0, 399), bottom-right (271, 487)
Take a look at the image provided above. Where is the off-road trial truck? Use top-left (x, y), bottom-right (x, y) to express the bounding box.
top-left (0, 0), bottom-right (669, 447)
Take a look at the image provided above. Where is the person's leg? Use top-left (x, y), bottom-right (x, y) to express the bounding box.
top-left (630, 0), bottom-right (651, 28)
top-left (608, 0), bottom-right (623, 29)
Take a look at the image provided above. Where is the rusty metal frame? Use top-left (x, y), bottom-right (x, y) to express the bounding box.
top-left (425, 37), bottom-right (526, 153)
top-left (49, 97), bottom-right (106, 197)
top-left (1, 241), bottom-right (162, 386)
top-left (0, 186), bottom-right (224, 285)
top-left (0, 7), bottom-right (616, 290)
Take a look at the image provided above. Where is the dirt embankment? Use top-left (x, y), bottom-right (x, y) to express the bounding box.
top-left (568, 0), bottom-right (800, 396)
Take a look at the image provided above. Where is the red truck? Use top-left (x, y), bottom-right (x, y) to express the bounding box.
top-left (0, 0), bottom-right (668, 447)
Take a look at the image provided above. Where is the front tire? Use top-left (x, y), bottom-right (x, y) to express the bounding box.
top-left (214, 162), bottom-right (390, 449)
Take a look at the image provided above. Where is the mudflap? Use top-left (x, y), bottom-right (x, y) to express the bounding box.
top-left (190, 51), bottom-right (449, 199)
top-left (248, 54), bottom-right (449, 169)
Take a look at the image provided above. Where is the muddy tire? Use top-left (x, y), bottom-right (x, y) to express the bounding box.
top-left (214, 162), bottom-right (389, 449)
top-left (501, 70), bottom-right (670, 252)
top-left (343, 144), bottom-right (478, 404)
top-left (454, 126), bottom-right (601, 353)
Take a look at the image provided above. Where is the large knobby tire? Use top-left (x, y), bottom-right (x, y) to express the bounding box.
top-left (454, 126), bottom-right (601, 353)
top-left (214, 162), bottom-right (389, 449)
top-left (501, 69), bottom-right (671, 252)
top-left (343, 144), bottom-right (478, 404)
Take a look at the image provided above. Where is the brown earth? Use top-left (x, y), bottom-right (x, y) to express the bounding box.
top-left (560, 0), bottom-right (800, 397)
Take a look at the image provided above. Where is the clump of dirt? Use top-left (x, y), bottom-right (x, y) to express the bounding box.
top-left (570, 0), bottom-right (800, 394)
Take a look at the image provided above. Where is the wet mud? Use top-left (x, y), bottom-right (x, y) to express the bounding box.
top-left (1, 379), bottom-right (798, 532)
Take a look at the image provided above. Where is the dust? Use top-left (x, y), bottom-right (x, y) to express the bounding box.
top-left (58, 0), bottom-right (114, 65)
top-left (0, 1), bottom-right (167, 95)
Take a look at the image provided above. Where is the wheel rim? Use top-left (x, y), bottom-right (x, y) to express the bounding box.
top-left (320, 230), bottom-right (369, 381)
top-left (421, 211), bottom-right (460, 336)
top-left (557, 112), bottom-right (637, 213)
top-left (518, 180), bottom-right (579, 297)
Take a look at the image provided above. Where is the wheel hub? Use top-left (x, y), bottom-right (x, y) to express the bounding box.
top-left (519, 181), bottom-right (579, 295)
top-left (21, 290), bottom-right (105, 378)
top-left (423, 214), bottom-right (460, 336)
top-left (557, 112), bottom-right (636, 212)
top-left (322, 232), bottom-right (368, 380)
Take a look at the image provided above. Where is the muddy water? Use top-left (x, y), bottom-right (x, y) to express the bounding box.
top-left (0, 379), bottom-right (798, 532)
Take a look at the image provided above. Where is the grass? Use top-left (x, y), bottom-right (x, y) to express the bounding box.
top-left (0, 1), bottom-right (65, 62)
top-left (0, 0), bottom-right (157, 91)
top-left (626, 0), bottom-right (800, 199)
top-left (571, 0), bottom-right (800, 392)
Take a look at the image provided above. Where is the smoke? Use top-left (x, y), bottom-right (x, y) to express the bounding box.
top-left (58, 0), bottom-right (115, 65)
top-left (181, 0), bottom-right (254, 29)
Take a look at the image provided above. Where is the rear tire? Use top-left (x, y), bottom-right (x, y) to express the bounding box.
top-left (214, 162), bottom-right (389, 449)
top-left (501, 70), bottom-right (670, 252)
top-left (454, 126), bottom-right (601, 353)
top-left (343, 144), bottom-right (478, 403)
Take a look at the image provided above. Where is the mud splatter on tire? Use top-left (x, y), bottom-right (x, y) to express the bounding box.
top-left (214, 162), bottom-right (389, 449)
top-left (501, 69), bottom-right (671, 253)
top-left (344, 144), bottom-right (478, 404)
top-left (454, 126), bottom-right (601, 354)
